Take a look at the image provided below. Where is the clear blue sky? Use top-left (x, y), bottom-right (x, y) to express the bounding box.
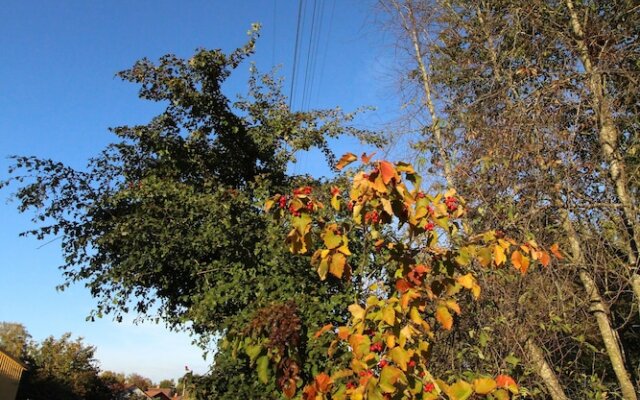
top-left (0, 0), bottom-right (402, 382)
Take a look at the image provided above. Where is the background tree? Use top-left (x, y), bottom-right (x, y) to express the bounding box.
top-left (378, 0), bottom-right (640, 398)
top-left (17, 332), bottom-right (111, 400)
top-left (126, 373), bottom-right (154, 391)
top-left (0, 322), bottom-right (31, 360)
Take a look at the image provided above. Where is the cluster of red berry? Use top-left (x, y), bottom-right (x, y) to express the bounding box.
top-left (293, 186), bottom-right (312, 196)
top-left (369, 341), bottom-right (384, 353)
top-left (364, 210), bottom-right (380, 224)
top-left (424, 382), bottom-right (436, 392)
top-left (445, 196), bottom-right (458, 212)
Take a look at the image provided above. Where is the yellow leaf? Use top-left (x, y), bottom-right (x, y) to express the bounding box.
top-left (456, 273), bottom-right (475, 289)
top-left (477, 246), bottom-right (492, 267)
top-left (436, 306), bottom-right (453, 330)
top-left (380, 198), bottom-right (393, 216)
top-left (336, 152), bottom-right (358, 170)
top-left (446, 380), bottom-right (473, 400)
top-left (382, 306), bottom-right (396, 326)
top-left (329, 252), bottom-right (347, 278)
top-left (379, 366), bottom-right (405, 393)
top-left (349, 304), bottom-right (366, 321)
top-left (389, 346), bottom-right (410, 370)
top-left (264, 198), bottom-right (275, 211)
top-left (473, 378), bottom-right (497, 395)
top-left (493, 244), bottom-right (506, 266)
top-left (446, 300), bottom-right (461, 315)
top-left (385, 334), bottom-right (396, 349)
top-left (409, 306), bottom-right (424, 325)
top-left (322, 226), bottom-right (343, 250)
top-left (331, 195), bottom-right (341, 211)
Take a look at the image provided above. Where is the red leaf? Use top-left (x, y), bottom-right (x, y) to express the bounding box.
top-left (396, 279), bottom-right (412, 293)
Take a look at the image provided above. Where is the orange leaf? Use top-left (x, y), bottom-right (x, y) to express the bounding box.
top-left (496, 375), bottom-right (518, 393)
top-left (336, 152), bottom-right (358, 170)
top-left (315, 373), bottom-right (333, 393)
top-left (539, 251), bottom-right (551, 267)
top-left (337, 326), bottom-right (350, 340)
top-left (361, 152), bottom-right (376, 164)
top-left (511, 250), bottom-right (530, 274)
top-left (396, 279), bottom-right (412, 293)
top-left (436, 305), bottom-right (453, 330)
top-left (379, 160), bottom-right (399, 185)
top-left (282, 378), bottom-right (297, 398)
top-left (314, 324), bottom-right (334, 338)
top-left (550, 243), bottom-right (563, 259)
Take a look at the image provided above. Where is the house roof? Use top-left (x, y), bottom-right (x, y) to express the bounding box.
top-left (145, 388), bottom-right (173, 400)
top-left (0, 347), bottom-right (27, 370)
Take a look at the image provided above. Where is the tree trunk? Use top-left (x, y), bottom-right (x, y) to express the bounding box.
top-left (525, 339), bottom-right (569, 400)
top-left (561, 208), bottom-right (638, 400)
top-left (397, 0), bottom-right (455, 189)
top-left (564, 0), bottom-right (639, 288)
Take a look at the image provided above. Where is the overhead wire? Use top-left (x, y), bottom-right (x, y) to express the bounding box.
top-left (289, 0), bottom-right (305, 110)
top-left (300, 0), bottom-right (319, 111)
top-left (316, 0), bottom-right (337, 109)
top-left (304, 0), bottom-right (326, 111)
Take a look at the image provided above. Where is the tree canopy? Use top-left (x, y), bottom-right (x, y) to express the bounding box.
top-left (2, 27), bottom-right (383, 398)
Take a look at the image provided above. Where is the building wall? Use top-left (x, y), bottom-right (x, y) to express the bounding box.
top-left (0, 351), bottom-right (25, 400)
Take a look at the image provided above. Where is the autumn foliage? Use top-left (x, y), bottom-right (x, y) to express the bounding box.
top-left (251, 153), bottom-right (557, 399)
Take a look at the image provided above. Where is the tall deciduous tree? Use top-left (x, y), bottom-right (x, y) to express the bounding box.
top-left (380, 0), bottom-right (639, 398)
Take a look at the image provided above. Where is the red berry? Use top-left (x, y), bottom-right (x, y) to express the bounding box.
top-left (378, 359), bottom-right (388, 368)
top-left (424, 382), bottom-right (435, 392)
top-left (417, 191), bottom-right (425, 199)
top-left (408, 360), bottom-right (416, 368)
top-left (306, 201), bottom-right (314, 211)
top-left (346, 382), bottom-right (356, 390)
top-left (425, 222), bottom-right (435, 231)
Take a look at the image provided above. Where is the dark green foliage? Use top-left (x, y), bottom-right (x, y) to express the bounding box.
top-left (17, 333), bottom-right (111, 400)
top-left (2, 27), bottom-right (382, 397)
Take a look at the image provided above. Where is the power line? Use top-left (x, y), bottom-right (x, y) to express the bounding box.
top-left (289, 0), bottom-right (305, 109)
top-left (315, 0), bottom-right (336, 108)
top-left (301, 0), bottom-right (319, 111)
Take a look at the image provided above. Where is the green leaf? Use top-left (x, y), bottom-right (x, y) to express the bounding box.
top-left (256, 355), bottom-right (270, 384)
top-left (245, 343), bottom-right (262, 363)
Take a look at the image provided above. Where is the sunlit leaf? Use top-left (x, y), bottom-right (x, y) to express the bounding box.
top-left (379, 366), bottom-right (405, 393)
top-left (330, 252), bottom-right (347, 278)
top-left (257, 355), bottom-right (270, 384)
top-left (473, 377), bottom-right (497, 394)
top-left (446, 380), bottom-right (473, 400)
top-left (336, 152), bottom-right (358, 170)
top-left (379, 160), bottom-right (398, 185)
top-left (436, 305), bottom-right (453, 330)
